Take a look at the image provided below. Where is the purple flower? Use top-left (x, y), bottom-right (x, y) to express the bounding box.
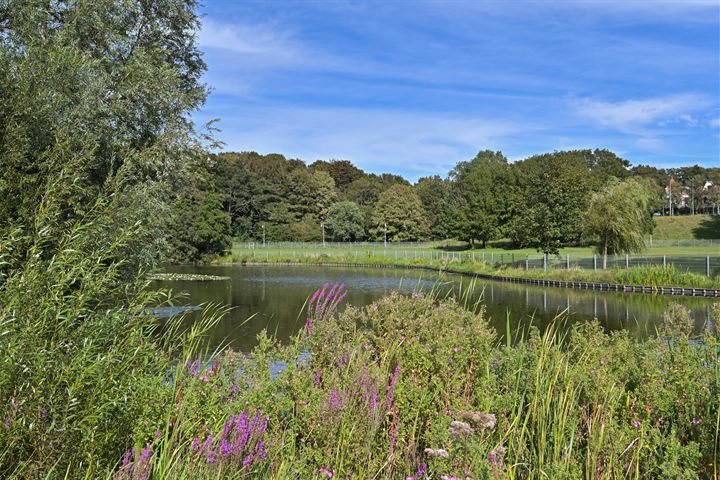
top-left (453, 347), bottom-right (459, 353)
top-left (187, 359), bottom-right (201, 377)
top-left (386, 364), bottom-right (401, 410)
top-left (305, 283), bottom-right (348, 332)
top-left (193, 411), bottom-right (269, 470)
top-left (319, 467), bottom-right (334, 478)
top-left (114, 444), bottom-right (153, 480)
top-left (39, 407), bottom-right (47, 419)
top-left (691, 418), bottom-right (701, 425)
top-left (632, 420), bottom-right (640, 430)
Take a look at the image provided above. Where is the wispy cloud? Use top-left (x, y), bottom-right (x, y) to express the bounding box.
top-left (199, 18), bottom-right (299, 59)
top-left (571, 94), bottom-right (712, 132)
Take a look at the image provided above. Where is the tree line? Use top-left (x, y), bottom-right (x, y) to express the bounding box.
top-left (201, 150), bottom-right (720, 257)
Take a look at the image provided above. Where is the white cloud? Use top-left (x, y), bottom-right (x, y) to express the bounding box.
top-left (710, 117), bottom-right (720, 128)
top-left (199, 19), bottom-right (297, 59)
top-left (203, 106), bottom-right (536, 180)
top-left (572, 94), bottom-right (712, 132)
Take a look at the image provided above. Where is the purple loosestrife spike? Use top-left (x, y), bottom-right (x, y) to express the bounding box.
top-left (317, 283), bottom-right (338, 320)
top-left (328, 389), bottom-right (342, 411)
top-left (386, 364), bottom-right (401, 410)
top-left (309, 288), bottom-right (321, 308)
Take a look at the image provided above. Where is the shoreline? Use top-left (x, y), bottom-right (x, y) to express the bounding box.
top-left (220, 260), bottom-right (720, 298)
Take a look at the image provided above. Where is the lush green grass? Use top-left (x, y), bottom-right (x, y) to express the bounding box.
top-left (233, 241), bottom-right (720, 259)
top-left (652, 215), bottom-right (720, 241)
top-left (224, 250), bottom-right (720, 289)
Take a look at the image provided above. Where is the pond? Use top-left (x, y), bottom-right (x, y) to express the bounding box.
top-left (153, 265), bottom-right (717, 351)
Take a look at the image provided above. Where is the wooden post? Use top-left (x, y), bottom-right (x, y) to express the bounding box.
top-left (525, 254), bottom-right (529, 270)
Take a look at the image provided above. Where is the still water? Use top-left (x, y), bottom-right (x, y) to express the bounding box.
top-left (154, 265), bottom-right (717, 351)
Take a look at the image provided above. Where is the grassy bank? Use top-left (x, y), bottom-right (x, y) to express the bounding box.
top-left (223, 250), bottom-right (720, 290)
top-left (652, 215), bottom-right (720, 241)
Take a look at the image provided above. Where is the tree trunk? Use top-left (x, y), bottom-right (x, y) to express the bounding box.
top-left (603, 240), bottom-right (608, 270)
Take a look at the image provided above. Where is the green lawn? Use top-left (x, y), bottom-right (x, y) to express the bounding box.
top-left (651, 214), bottom-right (720, 240)
top-left (232, 242), bottom-right (720, 258)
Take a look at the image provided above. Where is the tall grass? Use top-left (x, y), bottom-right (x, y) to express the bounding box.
top-left (0, 216), bottom-right (223, 478)
top-left (114, 290), bottom-right (719, 479)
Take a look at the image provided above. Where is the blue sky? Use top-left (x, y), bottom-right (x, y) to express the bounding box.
top-left (195, 0), bottom-right (720, 180)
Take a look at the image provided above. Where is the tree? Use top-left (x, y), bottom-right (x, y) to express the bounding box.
top-left (310, 159), bottom-right (364, 192)
top-left (583, 178), bottom-right (654, 268)
top-left (415, 176), bottom-right (451, 240)
top-left (325, 201), bottom-right (365, 241)
top-left (166, 190), bottom-right (233, 262)
top-left (370, 185), bottom-right (428, 241)
top-left (450, 150), bottom-right (512, 248)
top-left (508, 152), bottom-right (592, 254)
top-left (0, 0), bottom-right (213, 264)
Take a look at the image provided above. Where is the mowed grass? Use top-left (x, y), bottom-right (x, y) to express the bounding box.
top-left (233, 216), bottom-right (720, 258)
top-left (232, 242), bottom-right (720, 259)
top-left (651, 214), bottom-right (720, 240)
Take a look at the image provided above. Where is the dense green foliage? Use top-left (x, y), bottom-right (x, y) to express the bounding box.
top-left (325, 201), bottom-right (366, 241)
top-left (583, 178), bottom-right (656, 267)
top-left (108, 293), bottom-right (718, 479)
top-left (0, 0), bottom-right (230, 264)
top-left (210, 148), bottom-right (720, 249)
top-left (370, 185), bottom-right (429, 241)
top-left (450, 150), bottom-right (513, 248)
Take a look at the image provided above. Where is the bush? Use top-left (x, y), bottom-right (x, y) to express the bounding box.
top-left (144, 290), bottom-right (719, 479)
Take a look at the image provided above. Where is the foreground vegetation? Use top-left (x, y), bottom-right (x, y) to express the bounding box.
top-left (225, 250), bottom-right (720, 290)
top-left (5, 272), bottom-right (717, 478)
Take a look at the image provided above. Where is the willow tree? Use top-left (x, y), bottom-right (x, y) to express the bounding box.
top-left (583, 178), bottom-right (655, 268)
top-left (0, 0), bottom-right (216, 267)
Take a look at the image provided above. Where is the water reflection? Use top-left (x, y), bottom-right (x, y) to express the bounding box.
top-left (154, 265), bottom-right (717, 351)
